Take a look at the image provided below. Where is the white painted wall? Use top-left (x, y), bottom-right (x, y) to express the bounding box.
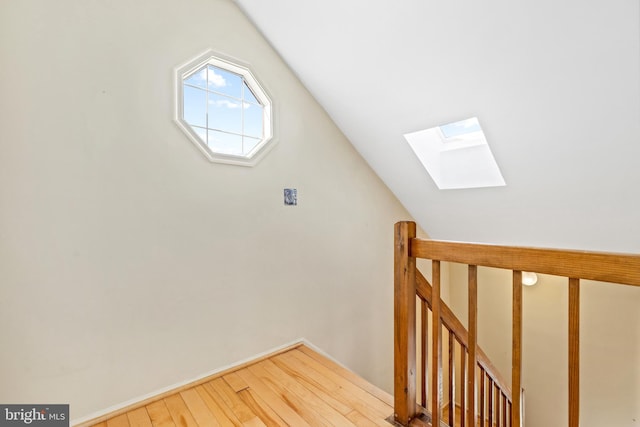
top-left (0, 0), bottom-right (413, 420)
top-left (236, 0), bottom-right (640, 258)
top-left (448, 264), bottom-right (640, 427)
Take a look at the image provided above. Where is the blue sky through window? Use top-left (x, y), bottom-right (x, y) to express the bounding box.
top-left (183, 64), bottom-right (264, 155)
top-left (439, 117), bottom-right (482, 139)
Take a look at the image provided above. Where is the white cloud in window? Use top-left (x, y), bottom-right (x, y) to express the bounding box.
top-left (193, 69), bottom-right (207, 83)
top-left (208, 70), bottom-right (227, 87)
top-left (209, 99), bottom-right (245, 109)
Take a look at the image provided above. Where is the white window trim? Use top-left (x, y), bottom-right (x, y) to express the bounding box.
top-left (174, 50), bottom-right (276, 167)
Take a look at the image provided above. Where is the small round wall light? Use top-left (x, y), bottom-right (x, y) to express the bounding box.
top-left (522, 272), bottom-right (538, 286)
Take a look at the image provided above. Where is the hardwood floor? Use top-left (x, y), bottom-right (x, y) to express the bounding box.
top-left (80, 344), bottom-right (394, 427)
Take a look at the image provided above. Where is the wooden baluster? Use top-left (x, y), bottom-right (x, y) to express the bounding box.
top-left (479, 367), bottom-right (485, 427)
top-left (501, 386), bottom-right (505, 427)
top-left (421, 300), bottom-right (428, 408)
top-left (468, 265), bottom-right (478, 427)
top-left (394, 222), bottom-right (417, 425)
top-left (431, 260), bottom-right (443, 427)
top-left (502, 393), bottom-right (508, 427)
top-left (512, 271), bottom-right (523, 427)
top-left (488, 377), bottom-right (494, 427)
top-left (496, 390), bottom-right (502, 427)
top-left (569, 278), bottom-right (580, 427)
top-left (460, 345), bottom-right (467, 427)
top-left (508, 401), bottom-right (512, 427)
top-left (448, 330), bottom-right (456, 427)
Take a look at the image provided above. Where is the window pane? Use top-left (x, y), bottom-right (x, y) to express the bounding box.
top-left (183, 85), bottom-right (207, 128)
top-left (208, 93), bottom-right (242, 134)
top-left (243, 81), bottom-right (260, 104)
top-left (208, 65), bottom-right (242, 99)
top-left (243, 136), bottom-right (261, 155)
top-left (439, 117), bottom-right (482, 139)
top-left (193, 126), bottom-right (207, 145)
top-left (243, 103), bottom-right (263, 138)
top-left (208, 130), bottom-right (242, 155)
top-left (177, 55), bottom-right (273, 164)
top-left (184, 67), bottom-right (207, 89)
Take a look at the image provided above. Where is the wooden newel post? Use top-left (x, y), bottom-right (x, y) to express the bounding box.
top-left (394, 221), bottom-right (417, 425)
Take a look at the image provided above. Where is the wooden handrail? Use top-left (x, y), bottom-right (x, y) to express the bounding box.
top-left (411, 239), bottom-right (640, 287)
top-left (416, 271), bottom-right (512, 398)
top-left (394, 222), bottom-right (640, 427)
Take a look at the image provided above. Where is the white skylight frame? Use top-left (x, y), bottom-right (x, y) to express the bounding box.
top-left (174, 50), bottom-right (275, 167)
top-left (404, 117), bottom-right (506, 190)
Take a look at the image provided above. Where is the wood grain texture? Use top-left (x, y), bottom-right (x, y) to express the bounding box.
top-left (235, 365), bottom-right (312, 427)
top-left (193, 385), bottom-right (237, 427)
top-left (502, 392), bottom-right (508, 427)
top-left (105, 414), bottom-right (129, 427)
top-left (416, 271), bottom-right (512, 398)
top-left (125, 408), bottom-right (152, 427)
top-left (407, 230), bottom-right (638, 427)
top-left (496, 392), bottom-right (502, 427)
top-left (83, 345), bottom-right (393, 427)
top-left (144, 401), bottom-right (175, 427)
top-left (447, 330), bottom-right (455, 427)
top-left (163, 394), bottom-right (198, 427)
top-left (178, 388), bottom-right (221, 427)
top-left (75, 342), bottom-right (304, 427)
top-left (421, 300), bottom-right (428, 408)
top-left (459, 348), bottom-right (467, 427)
top-left (269, 355), bottom-right (352, 415)
top-left (468, 265), bottom-right (478, 427)
top-left (394, 221), bottom-right (417, 424)
top-left (411, 238), bottom-right (640, 287)
top-left (479, 368), bottom-right (485, 427)
top-left (488, 377), bottom-right (494, 427)
top-left (252, 359), bottom-right (356, 426)
top-left (430, 260), bottom-right (442, 427)
top-left (237, 388), bottom-right (286, 427)
top-left (512, 271), bottom-right (523, 427)
top-left (295, 346), bottom-right (393, 407)
top-left (288, 349), bottom-right (393, 419)
top-left (568, 278), bottom-right (580, 427)
top-left (205, 377), bottom-right (256, 423)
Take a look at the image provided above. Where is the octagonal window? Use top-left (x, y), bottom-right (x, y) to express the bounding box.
top-left (175, 52), bottom-right (274, 166)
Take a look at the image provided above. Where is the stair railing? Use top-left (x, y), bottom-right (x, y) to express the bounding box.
top-left (415, 269), bottom-right (514, 427)
top-left (394, 221), bottom-right (640, 427)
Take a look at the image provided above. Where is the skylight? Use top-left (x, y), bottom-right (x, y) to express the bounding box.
top-left (439, 117), bottom-right (482, 139)
top-left (404, 117), bottom-right (505, 190)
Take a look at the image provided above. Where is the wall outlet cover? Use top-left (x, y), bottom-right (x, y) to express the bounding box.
top-left (284, 189), bottom-right (297, 206)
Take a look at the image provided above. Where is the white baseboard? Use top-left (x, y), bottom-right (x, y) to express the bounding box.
top-left (71, 337), bottom-right (314, 426)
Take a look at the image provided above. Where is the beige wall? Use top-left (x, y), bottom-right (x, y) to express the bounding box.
top-left (0, 0), bottom-right (414, 420)
top-left (449, 264), bottom-right (640, 427)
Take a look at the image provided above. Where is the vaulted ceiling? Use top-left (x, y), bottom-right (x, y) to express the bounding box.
top-left (235, 0), bottom-right (640, 253)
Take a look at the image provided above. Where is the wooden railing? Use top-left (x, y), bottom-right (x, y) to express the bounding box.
top-left (416, 270), bottom-right (514, 427)
top-left (394, 221), bottom-right (640, 427)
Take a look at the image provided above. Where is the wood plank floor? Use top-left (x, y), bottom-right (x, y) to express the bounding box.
top-left (81, 344), bottom-right (395, 427)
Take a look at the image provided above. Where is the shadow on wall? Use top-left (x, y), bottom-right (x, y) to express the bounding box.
top-left (447, 264), bottom-right (640, 427)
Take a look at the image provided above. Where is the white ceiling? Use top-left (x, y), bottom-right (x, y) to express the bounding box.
top-left (234, 0), bottom-right (640, 253)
